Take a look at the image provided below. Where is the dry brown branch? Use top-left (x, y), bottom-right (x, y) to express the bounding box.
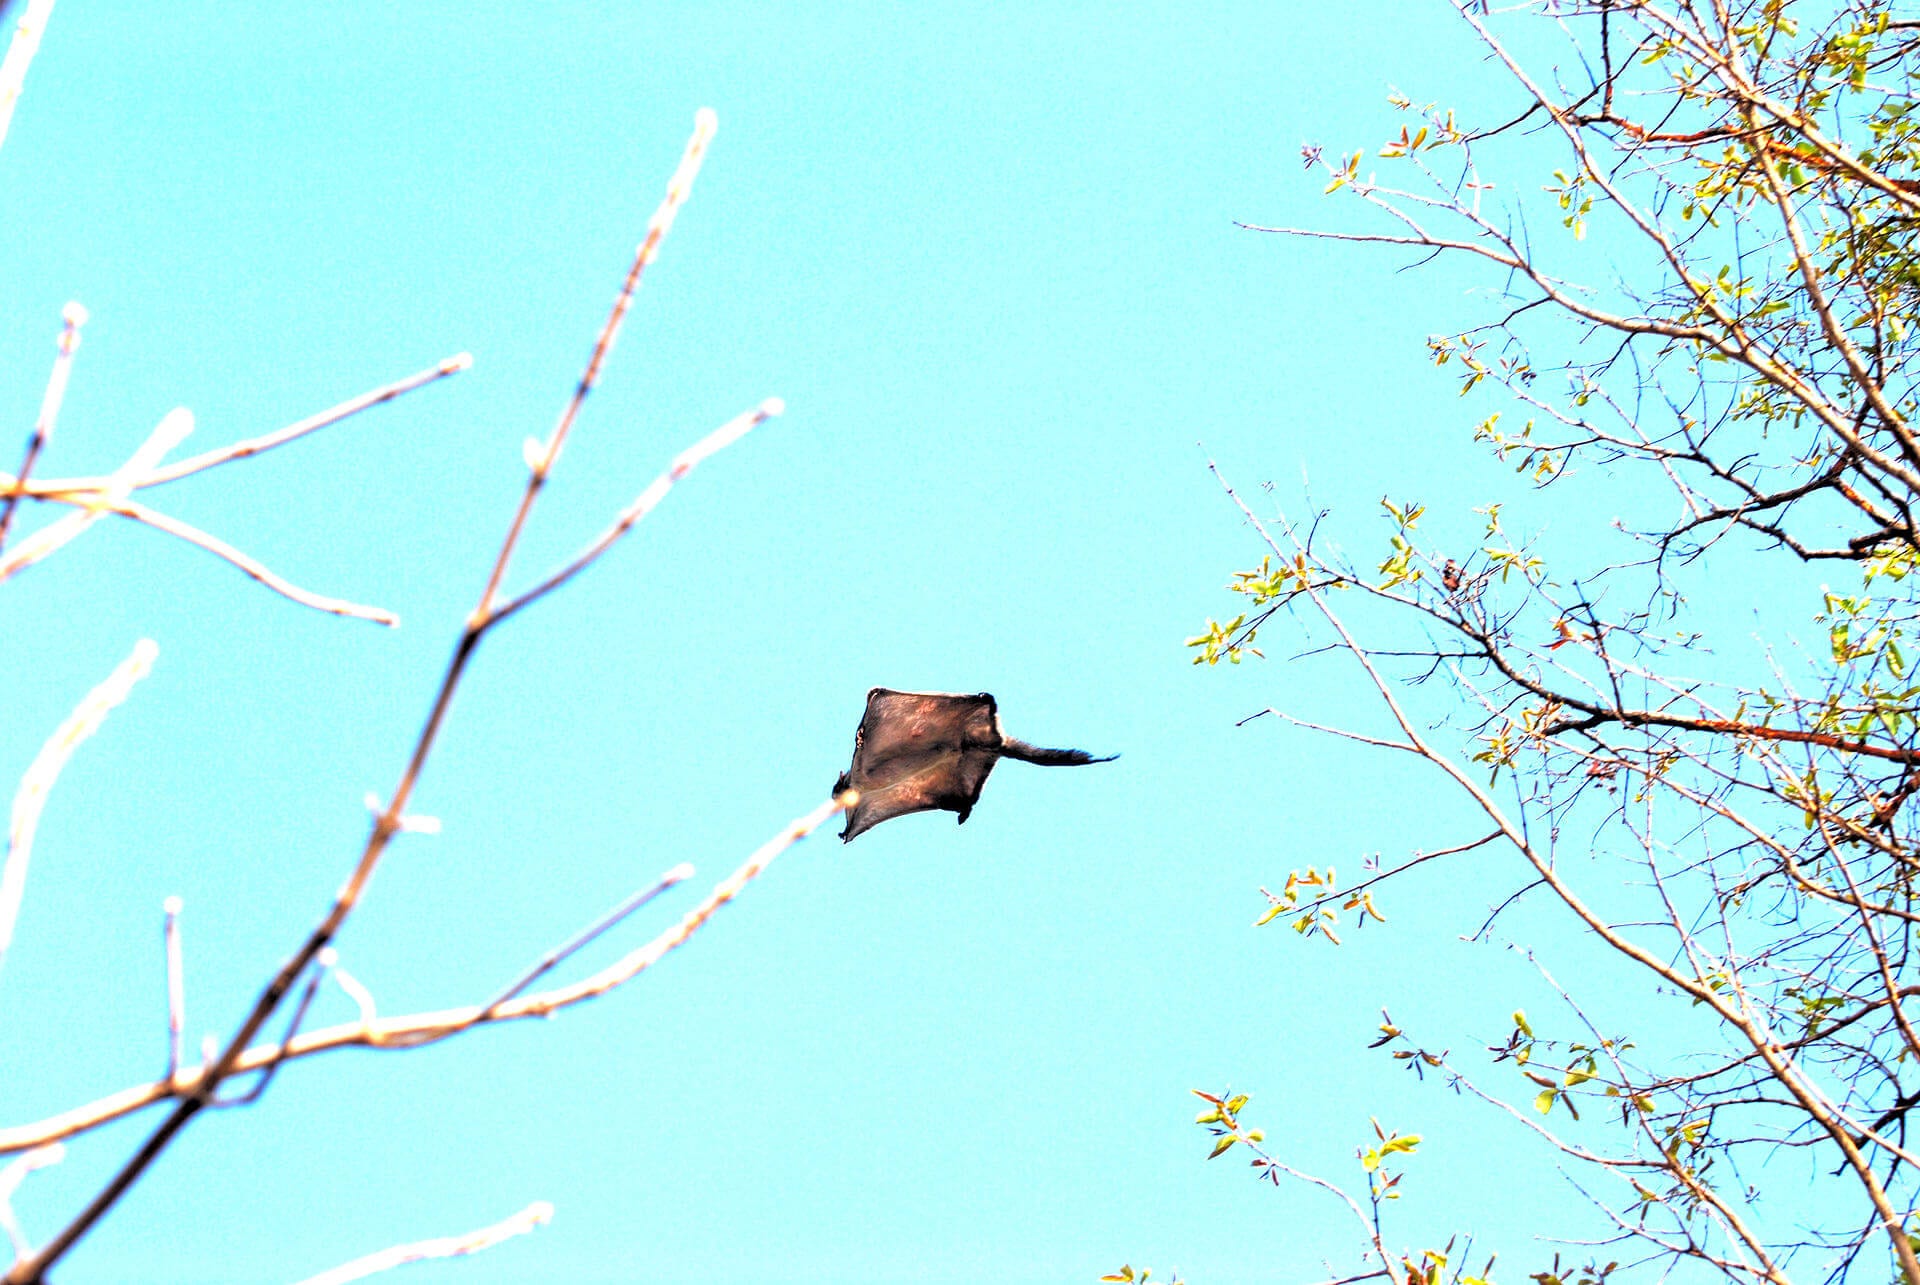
top-left (0, 640), bottom-right (157, 987)
top-left (289, 1201), bottom-right (553, 1285)
top-left (0, 793), bottom-right (852, 1155)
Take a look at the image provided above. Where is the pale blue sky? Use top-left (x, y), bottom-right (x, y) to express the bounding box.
top-left (0, 5), bottom-right (1634, 1282)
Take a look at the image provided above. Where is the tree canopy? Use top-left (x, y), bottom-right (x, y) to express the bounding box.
top-left (1191, 5), bottom-right (1920, 1285)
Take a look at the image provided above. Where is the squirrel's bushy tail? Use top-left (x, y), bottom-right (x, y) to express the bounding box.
top-left (999, 739), bottom-right (1118, 767)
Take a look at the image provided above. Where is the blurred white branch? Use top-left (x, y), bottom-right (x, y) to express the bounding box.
top-left (0, 0), bottom-right (56, 156)
top-left (331, 961), bottom-right (377, 1030)
top-left (0, 640), bottom-right (158, 986)
top-left (0, 408), bottom-right (191, 582)
top-left (0, 1145), bottom-right (62, 1265)
top-left (289, 1200), bottom-right (553, 1285)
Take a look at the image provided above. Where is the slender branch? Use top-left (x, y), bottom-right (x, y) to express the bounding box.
top-left (1749, 124), bottom-right (1918, 467)
top-left (1236, 706), bottom-right (1418, 753)
top-left (482, 862), bottom-right (694, 1016)
top-left (4, 357), bottom-right (468, 623)
top-left (131, 353), bottom-right (471, 490)
top-left (162, 897), bottom-right (183, 1086)
top-left (216, 954), bottom-right (329, 1108)
top-left (107, 497), bottom-right (397, 626)
top-left (1540, 708), bottom-right (1920, 766)
top-left (1263, 830), bottom-right (1505, 921)
top-left (331, 960), bottom-right (377, 1030)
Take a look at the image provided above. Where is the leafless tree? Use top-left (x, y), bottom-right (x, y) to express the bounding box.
top-left (0, 10), bottom-right (849, 1280)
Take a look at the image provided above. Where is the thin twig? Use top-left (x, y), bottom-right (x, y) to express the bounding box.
top-left (506, 792), bottom-right (850, 1015)
top-left (162, 897), bottom-right (183, 1086)
top-left (289, 1201), bottom-right (553, 1285)
top-left (12, 492), bottom-right (396, 624)
top-left (483, 861), bottom-right (695, 1015)
top-left (5, 357), bottom-right (466, 623)
top-left (128, 353), bottom-right (473, 491)
top-left (108, 498), bottom-right (397, 625)
top-left (332, 962), bottom-right (377, 1029)
top-left (490, 399), bottom-right (784, 625)
top-left (1237, 706), bottom-right (1419, 753)
top-left (216, 954), bottom-right (329, 1108)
